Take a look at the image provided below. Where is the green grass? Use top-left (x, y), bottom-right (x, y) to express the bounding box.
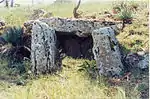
top-left (0, 2), bottom-right (113, 26)
top-left (0, 7), bottom-right (30, 26)
top-left (0, 57), bottom-right (148, 99)
top-left (116, 7), bottom-right (149, 52)
top-left (0, 57), bottom-right (127, 99)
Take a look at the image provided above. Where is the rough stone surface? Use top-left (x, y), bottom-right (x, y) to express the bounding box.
top-left (29, 18), bottom-right (123, 76)
top-left (31, 20), bottom-right (61, 74)
top-left (124, 52), bottom-right (149, 70)
top-left (24, 18), bottom-right (117, 36)
top-left (137, 54), bottom-right (149, 69)
top-left (29, 9), bottom-right (46, 20)
top-left (92, 27), bottom-right (123, 77)
top-left (29, 9), bottom-right (53, 20)
top-left (39, 18), bottom-right (116, 36)
top-left (124, 52), bottom-right (142, 69)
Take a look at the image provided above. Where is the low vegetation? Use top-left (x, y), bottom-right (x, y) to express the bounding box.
top-left (0, 0), bottom-right (149, 99)
top-left (117, 6), bottom-right (149, 53)
top-left (0, 58), bottom-right (127, 99)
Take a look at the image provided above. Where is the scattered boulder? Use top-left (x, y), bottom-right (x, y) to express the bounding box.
top-left (29, 9), bottom-right (53, 20)
top-left (124, 52), bottom-right (141, 69)
top-left (137, 54), bottom-right (149, 69)
top-left (124, 52), bottom-right (149, 70)
top-left (29, 9), bottom-right (46, 20)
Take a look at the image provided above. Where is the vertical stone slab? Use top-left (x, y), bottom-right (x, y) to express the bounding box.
top-left (31, 20), bottom-right (61, 74)
top-left (92, 27), bottom-right (123, 77)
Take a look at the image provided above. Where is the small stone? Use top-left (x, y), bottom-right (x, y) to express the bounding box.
top-left (125, 52), bottom-right (149, 70)
top-left (125, 52), bottom-right (141, 68)
top-left (137, 54), bottom-right (149, 69)
top-left (137, 51), bottom-right (145, 56)
top-left (29, 9), bottom-right (46, 20)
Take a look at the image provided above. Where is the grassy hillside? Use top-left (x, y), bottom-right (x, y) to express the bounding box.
top-left (0, 1), bottom-right (149, 99)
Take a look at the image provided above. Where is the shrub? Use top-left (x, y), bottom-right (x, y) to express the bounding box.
top-left (2, 26), bottom-right (23, 46)
top-left (78, 60), bottom-right (99, 79)
top-left (113, 2), bottom-right (133, 24)
top-left (115, 9), bottom-right (132, 22)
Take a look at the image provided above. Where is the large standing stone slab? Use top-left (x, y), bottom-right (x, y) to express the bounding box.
top-left (24, 18), bottom-right (118, 37)
top-left (31, 20), bottom-right (61, 74)
top-left (92, 27), bottom-right (123, 77)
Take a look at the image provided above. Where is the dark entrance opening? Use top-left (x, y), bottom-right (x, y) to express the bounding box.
top-left (56, 32), bottom-right (94, 60)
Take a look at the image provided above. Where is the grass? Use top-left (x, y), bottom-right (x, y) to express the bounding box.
top-left (0, 1), bottom-right (113, 26)
top-left (0, 1), bottom-right (149, 99)
top-left (0, 57), bottom-right (149, 99)
top-left (116, 7), bottom-right (149, 52)
top-left (0, 57), bottom-right (127, 99)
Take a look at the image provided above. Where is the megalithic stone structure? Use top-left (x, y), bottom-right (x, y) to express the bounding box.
top-left (31, 20), bottom-right (61, 74)
top-left (92, 27), bottom-right (123, 77)
top-left (28, 17), bottom-right (123, 76)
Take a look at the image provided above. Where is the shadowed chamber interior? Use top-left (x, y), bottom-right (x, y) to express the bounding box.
top-left (56, 32), bottom-right (94, 60)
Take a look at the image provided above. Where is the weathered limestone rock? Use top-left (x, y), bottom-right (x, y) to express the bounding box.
top-left (124, 52), bottom-right (141, 69)
top-left (39, 18), bottom-right (116, 36)
top-left (29, 9), bottom-right (53, 20)
top-left (31, 20), bottom-right (61, 74)
top-left (24, 18), bottom-right (117, 36)
top-left (92, 27), bottom-right (123, 77)
top-left (29, 9), bottom-right (46, 20)
top-left (137, 54), bottom-right (149, 69)
top-left (28, 17), bottom-right (123, 76)
top-left (124, 52), bottom-right (149, 70)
